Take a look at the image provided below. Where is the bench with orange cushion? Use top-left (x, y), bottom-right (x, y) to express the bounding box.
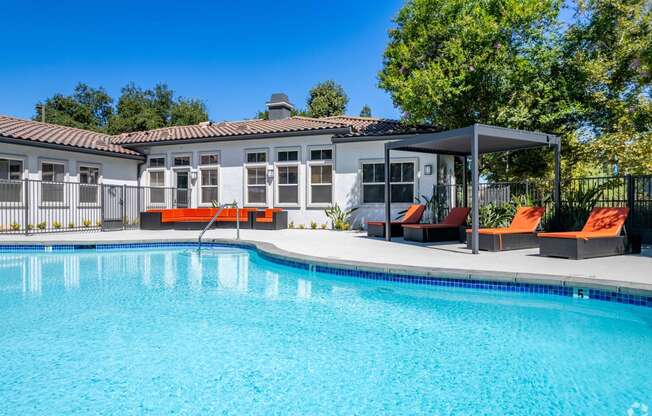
top-left (252, 208), bottom-right (288, 230)
top-left (367, 204), bottom-right (426, 238)
top-left (140, 208), bottom-right (256, 230)
top-left (402, 207), bottom-right (471, 242)
top-left (466, 207), bottom-right (545, 251)
top-left (538, 207), bottom-right (629, 259)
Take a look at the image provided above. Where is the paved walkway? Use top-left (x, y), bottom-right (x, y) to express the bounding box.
top-left (2, 229), bottom-right (651, 291)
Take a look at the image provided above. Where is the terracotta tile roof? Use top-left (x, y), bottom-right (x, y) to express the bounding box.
top-left (0, 115), bottom-right (143, 158)
top-left (324, 115), bottom-right (438, 138)
top-left (113, 116), bottom-right (350, 145)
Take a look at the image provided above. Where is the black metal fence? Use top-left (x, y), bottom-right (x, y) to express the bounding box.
top-left (434, 175), bottom-right (652, 242)
top-left (0, 179), bottom-right (178, 234)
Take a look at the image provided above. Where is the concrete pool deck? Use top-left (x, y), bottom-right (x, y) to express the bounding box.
top-left (1, 228), bottom-right (651, 295)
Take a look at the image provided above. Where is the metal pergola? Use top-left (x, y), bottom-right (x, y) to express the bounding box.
top-left (384, 123), bottom-right (561, 254)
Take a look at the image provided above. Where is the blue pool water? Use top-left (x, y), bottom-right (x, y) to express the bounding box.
top-left (0, 247), bottom-right (651, 415)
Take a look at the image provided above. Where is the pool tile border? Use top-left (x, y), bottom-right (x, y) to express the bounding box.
top-left (1, 241), bottom-right (651, 309)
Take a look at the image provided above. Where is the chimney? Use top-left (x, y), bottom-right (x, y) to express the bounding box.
top-left (266, 93), bottom-right (294, 120)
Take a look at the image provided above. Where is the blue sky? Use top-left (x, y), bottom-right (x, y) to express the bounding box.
top-left (0, 0), bottom-right (405, 121)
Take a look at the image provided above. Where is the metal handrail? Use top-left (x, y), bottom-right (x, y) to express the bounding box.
top-left (198, 202), bottom-right (240, 251)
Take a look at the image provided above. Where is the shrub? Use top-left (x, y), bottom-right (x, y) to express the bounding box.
top-left (320, 223), bottom-right (327, 230)
top-left (11, 222), bottom-right (20, 231)
top-left (324, 204), bottom-right (358, 230)
top-left (27, 224), bottom-right (33, 230)
top-left (83, 219), bottom-right (92, 228)
top-left (289, 221), bottom-right (295, 229)
top-left (37, 222), bottom-right (47, 230)
top-left (310, 221), bottom-right (317, 229)
top-left (298, 224), bottom-right (306, 229)
top-left (68, 222), bottom-right (75, 228)
top-left (53, 221), bottom-right (62, 229)
top-left (96, 220), bottom-right (103, 227)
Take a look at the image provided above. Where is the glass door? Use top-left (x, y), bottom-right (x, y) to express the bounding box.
top-left (176, 171), bottom-right (189, 208)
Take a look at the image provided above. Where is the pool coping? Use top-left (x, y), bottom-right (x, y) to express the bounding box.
top-left (1, 237), bottom-right (652, 302)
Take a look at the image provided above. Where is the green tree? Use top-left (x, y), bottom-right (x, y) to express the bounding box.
top-left (108, 83), bottom-right (208, 134)
top-left (359, 104), bottom-right (372, 117)
top-left (34, 83), bottom-right (113, 132)
top-left (563, 0), bottom-right (652, 174)
top-left (378, 0), bottom-right (589, 180)
top-left (306, 80), bottom-right (349, 118)
top-left (171, 98), bottom-right (209, 126)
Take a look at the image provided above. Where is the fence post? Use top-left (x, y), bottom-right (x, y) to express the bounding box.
top-left (122, 184), bottom-right (127, 230)
top-left (24, 179), bottom-right (30, 236)
top-left (626, 174), bottom-right (635, 221)
top-left (100, 183), bottom-right (104, 231)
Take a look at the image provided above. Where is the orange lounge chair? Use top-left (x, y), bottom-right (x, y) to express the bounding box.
top-left (367, 204), bottom-right (426, 238)
top-left (466, 207), bottom-right (545, 251)
top-left (402, 207), bottom-right (471, 242)
top-left (538, 207), bottom-right (629, 259)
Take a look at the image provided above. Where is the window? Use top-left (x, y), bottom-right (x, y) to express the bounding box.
top-left (307, 147), bottom-right (333, 205)
top-left (173, 155), bottom-right (191, 166)
top-left (362, 162), bottom-right (415, 203)
top-left (149, 157), bottom-right (165, 168)
top-left (79, 166), bottom-right (100, 204)
top-left (41, 162), bottom-right (65, 203)
top-left (246, 151), bottom-right (266, 163)
top-left (0, 158), bottom-right (23, 202)
top-left (309, 165), bottom-right (332, 204)
top-left (277, 165), bottom-right (298, 204)
top-left (149, 171), bottom-right (165, 204)
top-left (200, 153), bottom-right (218, 165)
top-left (200, 168), bottom-right (218, 204)
top-left (310, 149), bottom-right (332, 161)
top-left (277, 150), bottom-right (299, 162)
top-left (246, 167), bottom-right (266, 204)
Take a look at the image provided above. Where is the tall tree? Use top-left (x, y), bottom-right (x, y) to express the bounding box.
top-left (33, 83), bottom-right (113, 132)
top-left (378, 0), bottom-right (586, 180)
top-left (563, 0), bottom-right (652, 174)
top-left (359, 104), bottom-right (372, 117)
top-left (108, 83), bottom-right (208, 134)
top-left (306, 80), bottom-right (349, 118)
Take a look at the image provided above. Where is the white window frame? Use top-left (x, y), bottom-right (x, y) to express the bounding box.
top-left (306, 145), bottom-right (334, 208)
top-left (171, 153), bottom-right (192, 169)
top-left (39, 159), bottom-right (67, 206)
top-left (77, 163), bottom-right (102, 206)
top-left (274, 147), bottom-right (301, 207)
top-left (360, 158), bottom-right (418, 206)
top-left (244, 148), bottom-right (269, 207)
top-left (0, 154), bottom-right (25, 206)
top-left (148, 155), bottom-right (167, 169)
top-left (198, 151), bottom-right (220, 207)
top-left (146, 154), bottom-right (167, 206)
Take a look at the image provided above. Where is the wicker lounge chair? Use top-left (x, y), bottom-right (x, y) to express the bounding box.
top-left (538, 207), bottom-right (629, 259)
top-left (402, 207), bottom-right (470, 242)
top-left (367, 204), bottom-right (425, 238)
top-left (466, 207), bottom-right (545, 251)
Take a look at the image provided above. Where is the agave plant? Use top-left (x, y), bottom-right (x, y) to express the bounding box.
top-left (324, 204), bottom-right (358, 230)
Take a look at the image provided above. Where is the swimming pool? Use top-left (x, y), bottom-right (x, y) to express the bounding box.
top-left (1, 245), bottom-right (651, 415)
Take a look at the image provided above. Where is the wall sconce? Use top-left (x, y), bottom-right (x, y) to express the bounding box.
top-left (267, 166), bottom-right (275, 179)
top-left (190, 171), bottom-right (198, 181)
top-left (424, 164), bottom-right (433, 175)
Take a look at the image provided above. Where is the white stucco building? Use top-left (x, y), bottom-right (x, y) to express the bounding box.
top-left (0, 93), bottom-right (454, 230)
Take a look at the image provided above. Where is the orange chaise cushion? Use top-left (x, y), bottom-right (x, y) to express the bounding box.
top-left (466, 207), bottom-right (544, 235)
top-left (538, 207), bottom-right (629, 239)
top-left (256, 208), bottom-right (283, 223)
top-left (401, 204), bottom-right (426, 224)
top-left (442, 207), bottom-right (471, 226)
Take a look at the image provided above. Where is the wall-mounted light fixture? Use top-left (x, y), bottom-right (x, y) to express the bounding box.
top-left (267, 166), bottom-right (275, 179)
top-left (424, 164), bottom-right (433, 175)
top-left (190, 170), bottom-right (198, 181)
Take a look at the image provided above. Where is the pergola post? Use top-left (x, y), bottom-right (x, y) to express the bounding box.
top-left (462, 156), bottom-right (468, 207)
top-left (384, 144), bottom-right (391, 241)
top-left (554, 141), bottom-right (562, 227)
top-left (471, 125), bottom-right (480, 254)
